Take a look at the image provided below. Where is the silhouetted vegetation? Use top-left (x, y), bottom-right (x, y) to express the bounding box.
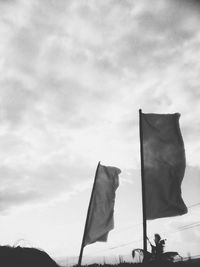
top-left (0, 245), bottom-right (60, 267)
top-left (0, 246), bottom-right (199, 267)
top-left (76, 258), bottom-right (200, 267)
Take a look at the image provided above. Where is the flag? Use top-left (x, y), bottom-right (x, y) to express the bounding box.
top-left (84, 164), bottom-right (121, 246)
top-left (141, 112), bottom-right (187, 220)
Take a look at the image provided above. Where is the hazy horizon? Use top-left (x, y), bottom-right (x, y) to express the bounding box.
top-left (0, 0), bottom-right (200, 265)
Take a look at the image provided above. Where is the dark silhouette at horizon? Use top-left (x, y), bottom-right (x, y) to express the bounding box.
top-left (0, 245), bottom-right (60, 267)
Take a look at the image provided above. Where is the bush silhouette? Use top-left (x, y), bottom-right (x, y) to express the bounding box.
top-left (0, 245), bottom-right (60, 267)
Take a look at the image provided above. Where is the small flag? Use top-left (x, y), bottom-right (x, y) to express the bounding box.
top-left (84, 164), bottom-right (121, 246)
top-left (141, 112), bottom-right (187, 220)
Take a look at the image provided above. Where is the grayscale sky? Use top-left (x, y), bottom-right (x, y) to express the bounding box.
top-left (0, 0), bottom-right (200, 265)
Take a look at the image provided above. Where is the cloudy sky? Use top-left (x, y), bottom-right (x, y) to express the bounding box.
top-left (0, 0), bottom-right (200, 264)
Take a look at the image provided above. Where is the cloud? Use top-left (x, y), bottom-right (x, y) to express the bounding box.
top-left (0, 0), bottom-right (200, 219)
top-left (0, 155), bottom-right (94, 212)
top-left (0, 78), bottom-right (38, 127)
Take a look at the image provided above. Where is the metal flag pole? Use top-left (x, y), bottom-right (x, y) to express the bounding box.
top-left (78, 161), bottom-right (101, 266)
top-left (139, 109), bottom-right (147, 256)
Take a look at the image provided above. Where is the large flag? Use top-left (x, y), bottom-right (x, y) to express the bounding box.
top-left (84, 164), bottom-right (121, 246)
top-left (141, 112), bottom-right (188, 220)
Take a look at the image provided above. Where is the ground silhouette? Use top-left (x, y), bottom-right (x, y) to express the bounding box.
top-left (0, 245), bottom-right (60, 267)
top-left (0, 246), bottom-right (199, 267)
top-left (78, 259), bottom-right (200, 267)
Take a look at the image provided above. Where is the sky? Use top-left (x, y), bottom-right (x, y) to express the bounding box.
top-left (0, 0), bottom-right (200, 265)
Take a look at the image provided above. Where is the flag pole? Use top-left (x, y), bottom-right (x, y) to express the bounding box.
top-left (78, 161), bottom-right (101, 266)
top-left (139, 109), bottom-right (147, 257)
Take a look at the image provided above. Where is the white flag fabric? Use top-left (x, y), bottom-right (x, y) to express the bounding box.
top-left (141, 113), bottom-right (188, 220)
top-left (84, 164), bottom-right (121, 246)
